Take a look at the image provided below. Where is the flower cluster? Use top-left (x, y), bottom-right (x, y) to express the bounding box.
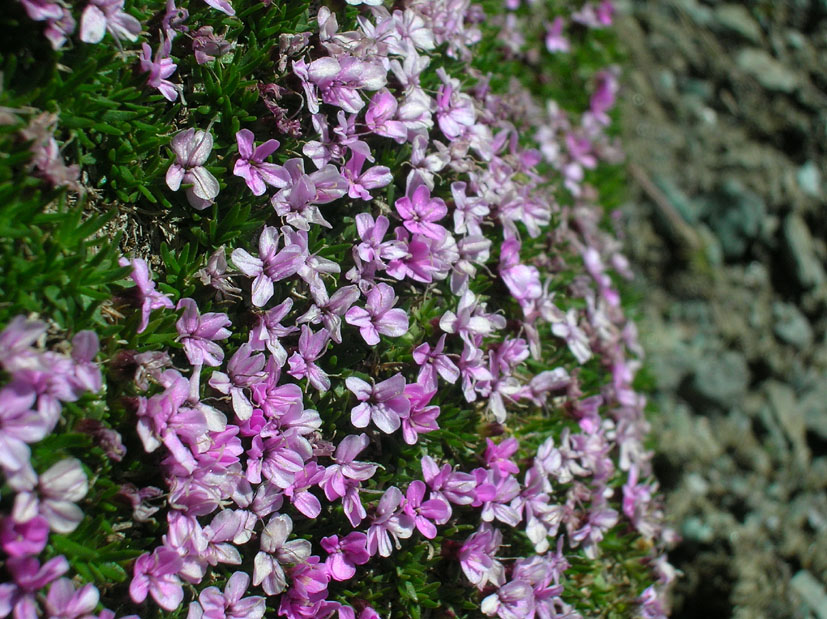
top-left (4, 0), bottom-right (674, 617)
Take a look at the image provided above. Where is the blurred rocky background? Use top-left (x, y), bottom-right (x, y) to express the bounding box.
top-left (617, 0), bottom-right (827, 617)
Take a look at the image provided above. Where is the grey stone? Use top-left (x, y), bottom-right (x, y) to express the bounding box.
top-left (766, 381), bottom-right (806, 453)
top-left (736, 48), bottom-right (798, 93)
top-left (773, 301), bottom-right (814, 348)
top-left (682, 516), bottom-right (715, 543)
top-left (797, 161), bottom-right (822, 198)
top-left (653, 175), bottom-right (701, 223)
top-left (672, 0), bottom-right (713, 25)
top-left (690, 350), bottom-right (749, 409)
top-left (782, 214), bottom-right (826, 289)
top-left (801, 382), bottom-right (827, 441)
top-left (791, 571), bottom-right (827, 619)
top-left (715, 5), bottom-right (763, 43)
top-left (705, 180), bottom-right (767, 258)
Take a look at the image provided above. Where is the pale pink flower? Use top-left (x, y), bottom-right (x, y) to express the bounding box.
top-left (345, 283), bottom-right (409, 346)
top-left (346, 374), bottom-right (410, 434)
top-left (165, 128), bottom-right (219, 209)
top-left (79, 0), bottom-right (140, 44)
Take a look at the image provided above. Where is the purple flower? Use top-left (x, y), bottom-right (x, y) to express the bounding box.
top-left (403, 480), bottom-right (449, 539)
top-left (231, 226), bottom-right (303, 307)
top-left (484, 438), bottom-right (520, 477)
top-left (366, 486), bottom-right (414, 557)
top-left (320, 532), bottom-right (370, 581)
top-left (459, 524), bottom-right (505, 590)
top-left (354, 213), bottom-right (407, 268)
top-left (186, 571), bottom-right (265, 619)
top-left (435, 72), bottom-right (476, 140)
top-left (305, 56), bottom-right (386, 114)
top-left (0, 555), bottom-right (69, 619)
top-left (320, 434), bottom-right (377, 501)
top-left (296, 285), bottom-right (360, 345)
top-left (0, 382), bottom-right (45, 482)
top-left (551, 309), bottom-right (592, 364)
top-left (197, 247), bottom-right (242, 298)
top-left (365, 89), bottom-right (408, 143)
top-left (233, 129), bottom-right (286, 196)
top-left (118, 257), bottom-right (175, 334)
top-left (480, 580), bottom-right (536, 619)
top-left (209, 343), bottom-right (266, 420)
top-left (14, 457), bottom-right (89, 534)
top-left (284, 462), bottom-right (325, 518)
top-left (253, 514), bottom-right (311, 596)
top-left (176, 298), bottom-right (232, 367)
top-left (79, 0), bottom-right (141, 44)
top-left (544, 17), bottom-right (570, 53)
top-left (288, 326), bottom-right (331, 392)
top-left (165, 128), bottom-right (219, 209)
top-left (344, 283), bottom-right (409, 346)
top-left (192, 25), bottom-right (234, 64)
top-left (129, 548), bottom-right (184, 612)
top-left (421, 456), bottom-right (476, 518)
top-left (342, 152), bottom-right (392, 201)
top-left (270, 159), bottom-right (348, 230)
top-left (247, 299), bottom-right (297, 365)
top-left (346, 374), bottom-right (410, 434)
top-left (0, 515), bottom-right (49, 558)
top-left (401, 383), bottom-right (440, 445)
top-left (394, 184), bottom-right (448, 240)
top-left (139, 35), bottom-right (178, 102)
top-left (412, 335), bottom-right (460, 391)
top-left (44, 578), bottom-right (100, 619)
top-left (203, 0), bottom-right (235, 16)
top-left (440, 290), bottom-right (507, 344)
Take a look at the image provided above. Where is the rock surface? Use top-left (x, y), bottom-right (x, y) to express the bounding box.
top-left (618, 0), bottom-right (827, 616)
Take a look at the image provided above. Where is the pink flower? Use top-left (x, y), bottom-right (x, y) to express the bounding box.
top-left (191, 25), bottom-right (234, 64)
top-left (231, 226), bottom-right (303, 307)
top-left (288, 326), bottom-right (331, 392)
top-left (366, 486), bottom-right (414, 557)
top-left (247, 299), bottom-right (297, 365)
top-left (14, 457), bottom-right (88, 534)
top-left (0, 555), bottom-right (69, 618)
top-left (175, 298), bottom-right (232, 367)
top-left (412, 334), bottom-right (459, 391)
top-left (165, 128), bottom-right (219, 210)
top-left (44, 578), bottom-right (100, 619)
top-left (403, 481), bottom-right (449, 539)
top-left (79, 0), bottom-right (140, 44)
top-left (343, 152), bottom-right (392, 201)
top-left (118, 257), bottom-right (175, 333)
top-left (344, 283), bottom-right (409, 346)
top-left (0, 515), bottom-right (49, 558)
top-left (365, 89), bottom-right (408, 143)
top-left (129, 548), bottom-right (184, 612)
top-left (186, 571), bottom-right (265, 619)
top-left (551, 309), bottom-right (592, 364)
top-left (139, 35), bottom-right (178, 102)
top-left (253, 514), bottom-right (311, 596)
top-left (354, 213), bottom-right (407, 268)
top-left (346, 374), bottom-right (410, 434)
top-left (480, 580), bottom-right (536, 618)
top-left (544, 17), bottom-right (570, 53)
top-left (320, 433), bottom-right (377, 501)
top-left (459, 524), bottom-right (505, 590)
top-left (320, 532), bottom-right (370, 581)
top-left (233, 129), bottom-right (286, 196)
top-left (394, 184), bottom-right (448, 240)
top-left (209, 343), bottom-right (266, 420)
top-left (401, 383), bottom-right (440, 445)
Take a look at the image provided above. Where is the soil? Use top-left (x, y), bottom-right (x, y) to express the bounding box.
top-left (617, 0), bottom-right (827, 617)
